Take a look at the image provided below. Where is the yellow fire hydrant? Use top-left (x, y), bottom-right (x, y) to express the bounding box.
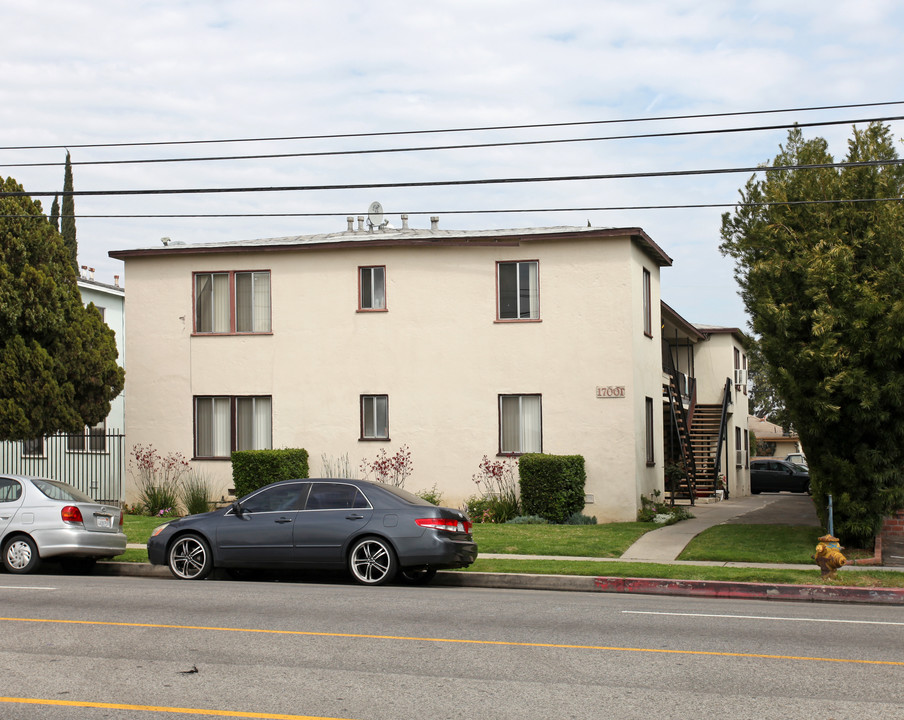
top-left (813, 534), bottom-right (846, 579)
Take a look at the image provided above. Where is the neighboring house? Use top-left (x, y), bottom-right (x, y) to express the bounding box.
top-left (0, 269), bottom-right (126, 503)
top-left (749, 416), bottom-right (803, 460)
top-left (109, 218), bottom-right (747, 521)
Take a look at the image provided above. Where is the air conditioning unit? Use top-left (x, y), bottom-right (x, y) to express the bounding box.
top-left (734, 368), bottom-right (747, 386)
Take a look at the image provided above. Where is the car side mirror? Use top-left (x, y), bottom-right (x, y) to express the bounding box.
top-left (231, 500), bottom-right (245, 517)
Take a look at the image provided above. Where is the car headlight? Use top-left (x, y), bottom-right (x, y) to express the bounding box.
top-left (150, 523), bottom-right (170, 537)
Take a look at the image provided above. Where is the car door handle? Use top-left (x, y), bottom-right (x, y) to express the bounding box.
top-left (274, 518), bottom-right (293, 524)
top-left (346, 514), bottom-right (365, 520)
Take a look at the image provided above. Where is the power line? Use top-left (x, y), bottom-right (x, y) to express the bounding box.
top-left (4, 159), bottom-right (903, 199)
top-left (4, 115), bottom-right (902, 169)
top-left (2, 197), bottom-right (900, 221)
top-left (2, 101), bottom-right (902, 152)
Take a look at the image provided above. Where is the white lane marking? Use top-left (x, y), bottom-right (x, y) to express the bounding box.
top-left (623, 610), bottom-right (904, 626)
top-left (0, 587), bottom-right (56, 591)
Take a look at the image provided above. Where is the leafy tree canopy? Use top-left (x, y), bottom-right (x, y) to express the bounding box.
top-left (0, 176), bottom-right (124, 441)
top-left (720, 122), bottom-right (904, 545)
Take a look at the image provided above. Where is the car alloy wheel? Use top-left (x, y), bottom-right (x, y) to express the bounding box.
top-left (168, 534), bottom-right (213, 580)
top-left (3, 536), bottom-right (41, 574)
top-left (348, 537), bottom-right (397, 586)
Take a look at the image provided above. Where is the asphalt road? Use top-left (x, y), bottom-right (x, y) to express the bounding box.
top-left (1, 572), bottom-right (903, 719)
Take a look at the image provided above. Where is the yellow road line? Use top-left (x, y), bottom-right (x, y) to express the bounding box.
top-left (1, 615), bottom-right (901, 667)
top-left (0, 696), bottom-right (350, 719)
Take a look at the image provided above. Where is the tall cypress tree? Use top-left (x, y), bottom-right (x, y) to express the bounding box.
top-left (49, 195), bottom-right (60, 232)
top-left (60, 151), bottom-right (77, 271)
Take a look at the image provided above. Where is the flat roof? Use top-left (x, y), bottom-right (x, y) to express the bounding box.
top-left (109, 224), bottom-right (673, 267)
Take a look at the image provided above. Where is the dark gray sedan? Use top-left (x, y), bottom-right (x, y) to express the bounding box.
top-left (1, 474), bottom-right (126, 574)
top-left (750, 459), bottom-right (810, 494)
top-left (148, 478), bottom-right (477, 585)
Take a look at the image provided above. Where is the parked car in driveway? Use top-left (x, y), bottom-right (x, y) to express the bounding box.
top-left (0, 474), bottom-right (127, 574)
top-left (148, 478), bottom-right (478, 586)
top-left (784, 453), bottom-right (808, 467)
top-left (749, 459), bottom-right (810, 495)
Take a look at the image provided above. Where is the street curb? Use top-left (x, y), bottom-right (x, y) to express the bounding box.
top-left (433, 571), bottom-right (904, 604)
top-left (96, 563), bottom-right (904, 604)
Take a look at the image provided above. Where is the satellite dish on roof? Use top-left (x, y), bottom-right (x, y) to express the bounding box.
top-left (367, 201), bottom-right (384, 228)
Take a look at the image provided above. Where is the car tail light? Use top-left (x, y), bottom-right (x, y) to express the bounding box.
top-left (62, 506), bottom-right (84, 524)
top-left (416, 518), bottom-right (472, 534)
top-left (119, 510), bottom-right (124, 526)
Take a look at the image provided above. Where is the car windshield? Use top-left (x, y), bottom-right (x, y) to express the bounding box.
top-left (31, 478), bottom-right (95, 503)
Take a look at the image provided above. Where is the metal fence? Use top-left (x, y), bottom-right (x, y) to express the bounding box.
top-left (0, 430), bottom-right (125, 504)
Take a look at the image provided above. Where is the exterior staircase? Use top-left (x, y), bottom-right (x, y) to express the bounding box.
top-left (687, 404), bottom-right (722, 497)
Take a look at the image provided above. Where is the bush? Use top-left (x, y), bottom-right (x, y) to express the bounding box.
top-left (232, 448), bottom-right (309, 498)
top-left (519, 454), bottom-right (586, 524)
top-left (637, 491), bottom-right (695, 525)
top-left (415, 484), bottom-right (444, 506)
top-left (506, 515), bottom-right (549, 524)
top-left (181, 470), bottom-right (213, 515)
top-left (565, 512), bottom-right (597, 525)
top-left (359, 445), bottom-right (413, 487)
top-left (467, 455), bottom-right (521, 522)
top-left (129, 444), bottom-right (189, 516)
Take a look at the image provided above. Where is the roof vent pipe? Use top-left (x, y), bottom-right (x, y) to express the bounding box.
top-left (430, 216), bottom-right (439, 230)
top-left (114, 275), bottom-right (120, 288)
top-left (357, 216), bottom-right (365, 232)
top-left (401, 214), bottom-right (409, 230)
top-left (347, 216), bottom-right (355, 232)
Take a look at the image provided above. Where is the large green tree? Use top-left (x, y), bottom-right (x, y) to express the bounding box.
top-left (60, 151), bottom-right (77, 271)
top-left (0, 176), bottom-right (124, 440)
top-left (720, 122), bottom-right (904, 545)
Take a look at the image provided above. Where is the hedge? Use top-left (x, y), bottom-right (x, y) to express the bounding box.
top-left (518, 453), bottom-right (586, 524)
top-left (232, 448), bottom-right (309, 498)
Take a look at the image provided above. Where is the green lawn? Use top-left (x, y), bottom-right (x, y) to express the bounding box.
top-left (115, 515), bottom-right (898, 588)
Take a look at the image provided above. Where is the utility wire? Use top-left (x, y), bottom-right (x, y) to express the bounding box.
top-left (4, 159), bottom-right (903, 198)
top-left (3, 115), bottom-right (903, 169)
top-left (2, 100), bottom-right (902, 151)
top-left (2, 197), bottom-right (900, 221)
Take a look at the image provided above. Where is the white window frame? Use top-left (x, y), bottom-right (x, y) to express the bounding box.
top-left (360, 395), bottom-right (389, 440)
top-left (499, 394), bottom-right (542, 454)
top-left (497, 261), bottom-right (540, 320)
top-left (359, 266), bottom-right (386, 311)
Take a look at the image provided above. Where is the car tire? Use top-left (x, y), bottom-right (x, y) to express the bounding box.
top-left (803, 481), bottom-right (811, 496)
top-left (3, 535), bottom-right (41, 574)
top-left (398, 567), bottom-right (437, 585)
top-left (168, 534), bottom-right (213, 580)
top-left (60, 557), bottom-right (97, 575)
top-left (348, 536), bottom-right (397, 586)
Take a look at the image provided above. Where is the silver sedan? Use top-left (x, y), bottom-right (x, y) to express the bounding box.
top-left (0, 474), bottom-right (126, 574)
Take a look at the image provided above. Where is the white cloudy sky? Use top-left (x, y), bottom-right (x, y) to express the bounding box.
top-left (3, 0), bottom-right (903, 328)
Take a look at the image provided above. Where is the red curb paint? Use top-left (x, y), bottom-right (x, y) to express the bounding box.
top-left (593, 576), bottom-right (904, 605)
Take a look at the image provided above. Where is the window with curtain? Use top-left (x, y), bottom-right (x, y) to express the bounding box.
top-left (361, 395), bottom-right (389, 439)
top-left (499, 394), bottom-right (542, 454)
top-left (195, 396), bottom-right (272, 458)
top-left (194, 271), bottom-right (270, 334)
top-left (497, 261), bottom-right (539, 320)
top-left (359, 266), bottom-right (386, 310)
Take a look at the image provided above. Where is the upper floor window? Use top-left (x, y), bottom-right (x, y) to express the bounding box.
top-left (497, 261), bottom-right (539, 320)
top-left (194, 271), bottom-right (271, 334)
top-left (194, 395), bottom-right (272, 458)
top-left (645, 397), bottom-right (655, 465)
top-left (642, 268), bottom-right (652, 337)
top-left (361, 394), bottom-right (389, 440)
top-left (359, 266), bottom-right (386, 311)
top-left (499, 394), bottom-right (542, 454)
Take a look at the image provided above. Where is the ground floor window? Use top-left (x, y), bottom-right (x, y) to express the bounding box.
top-left (67, 421), bottom-right (107, 453)
top-left (360, 395), bottom-right (389, 439)
top-left (195, 396), bottom-right (272, 458)
top-left (499, 394), bottom-right (542, 454)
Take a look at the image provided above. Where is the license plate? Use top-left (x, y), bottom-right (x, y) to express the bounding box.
top-left (96, 515), bottom-right (112, 529)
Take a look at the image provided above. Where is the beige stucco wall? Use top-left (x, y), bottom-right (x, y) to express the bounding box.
top-left (120, 233), bottom-right (666, 521)
top-left (692, 333), bottom-right (750, 496)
